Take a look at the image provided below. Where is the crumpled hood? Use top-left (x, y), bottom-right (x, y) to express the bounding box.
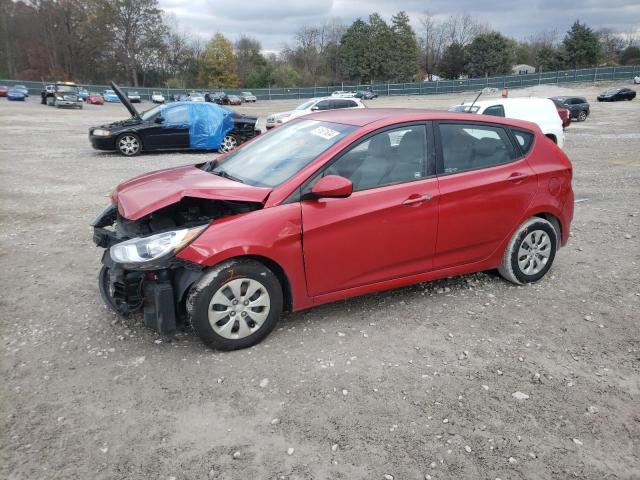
top-left (114, 164), bottom-right (272, 220)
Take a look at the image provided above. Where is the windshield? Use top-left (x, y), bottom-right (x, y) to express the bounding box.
top-left (242, 92), bottom-right (252, 95)
top-left (105, 90), bottom-right (115, 95)
top-left (140, 104), bottom-right (162, 121)
top-left (295, 100), bottom-right (316, 111)
top-left (210, 120), bottom-right (356, 187)
top-left (448, 105), bottom-right (480, 113)
top-left (56, 85), bottom-right (79, 93)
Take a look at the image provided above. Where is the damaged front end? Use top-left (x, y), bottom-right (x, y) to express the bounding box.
top-left (92, 197), bottom-right (262, 335)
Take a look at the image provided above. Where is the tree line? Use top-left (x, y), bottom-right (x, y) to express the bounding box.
top-left (1, 0), bottom-right (639, 88)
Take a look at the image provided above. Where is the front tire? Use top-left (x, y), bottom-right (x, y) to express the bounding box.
top-left (187, 260), bottom-right (283, 350)
top-left (498, 217), bottom-right (557, 285)
top-left (116, 133), bottom-right (142, 156)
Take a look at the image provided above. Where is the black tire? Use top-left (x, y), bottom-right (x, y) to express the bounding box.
top-left (187, 259), bottom-right (283, 350)
top-left (498, 217), bottom-right (557, 285)
top-left (98, 266), bottom-right (129, 316)
top-left (116, 133), bottom-right (142, 156)
top-left (577, 110), bottom-right (587, 122)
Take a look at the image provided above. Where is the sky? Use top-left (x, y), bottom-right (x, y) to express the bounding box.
top-left (159, 0), bottom-right (640, 51)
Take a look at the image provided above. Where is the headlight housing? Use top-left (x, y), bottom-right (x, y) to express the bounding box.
top-left (110, 225), bottom-right (206, 267)
top-left (93, 129), bottom-right (111, 137)
top-left (56, 95), bottom-right (63, 100)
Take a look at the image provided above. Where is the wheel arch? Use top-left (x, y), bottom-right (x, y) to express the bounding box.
top-left (532, 212), bottom-right (562, 246)
top-left (188, 254), bottom-right (294, 312)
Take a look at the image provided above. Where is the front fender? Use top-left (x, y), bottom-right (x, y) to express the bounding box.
top-left (176, 203), bottom-right (311, 310)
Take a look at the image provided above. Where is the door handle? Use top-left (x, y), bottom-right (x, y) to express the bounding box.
top-left (402, 194), bottom-right (432, 206)
top-left (508, 172), bottom-right (529, 183)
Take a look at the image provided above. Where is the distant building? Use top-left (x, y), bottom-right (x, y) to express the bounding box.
top-left (512, 64), bottom-right (536, 75)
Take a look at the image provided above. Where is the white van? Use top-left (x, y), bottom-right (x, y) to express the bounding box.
top-left (448, 98), bottom-right (565, 149)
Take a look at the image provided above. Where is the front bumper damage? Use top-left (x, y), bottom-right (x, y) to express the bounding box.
top-left (92, 204), bottom-right (202, 335)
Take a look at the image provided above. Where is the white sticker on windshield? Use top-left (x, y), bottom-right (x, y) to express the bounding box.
top-left (310, 126), bottom-right (340, 140)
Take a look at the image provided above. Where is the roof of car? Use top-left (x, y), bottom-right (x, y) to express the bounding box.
top-left (306, 107), bottom-right (541, 131)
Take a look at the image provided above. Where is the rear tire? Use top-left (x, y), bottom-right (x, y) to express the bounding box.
top-left (577, 110), bottom-right (587, 122)
top-left (498, 217), bottom-right (557, 285)
top-left (187, 260), bottom-right (283, 350)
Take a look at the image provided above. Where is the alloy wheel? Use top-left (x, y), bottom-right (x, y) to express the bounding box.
top-left (219, 135), bottom-right (237, 153)
top-left (578, 111), bottom-right (587, 121)
top-left (517, 230), bottom-right (552, 275)
top-left (118, 135), bottom-right (140, 155)
top-left (207, 278), bottom-right (271, 339)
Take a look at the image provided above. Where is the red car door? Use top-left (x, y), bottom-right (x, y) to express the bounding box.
top-left (433, 122), bottom-right (538, 268)
top-left (300, 124), bottom-right (440, 297)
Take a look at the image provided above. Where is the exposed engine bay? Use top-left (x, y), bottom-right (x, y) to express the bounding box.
top-left (92, 197), bottom-right (262, 335)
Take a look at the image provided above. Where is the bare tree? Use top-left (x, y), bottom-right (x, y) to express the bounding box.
top-left (418, 12), bottom-right (445, 79)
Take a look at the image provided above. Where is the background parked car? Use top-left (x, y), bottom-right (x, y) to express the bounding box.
top-left (355, 90), bottom-right (378, 99)
top-left (103, 89), bottom-right (120, 102)
top-left (448, 98), bottom-right (565, 148)
top-left (227, 94), bottom-right (242, 105)
top-left (266, 97), bottom-right (365, 129)
top-left (13, 84), bottom-right (29, 97)
top-left (205, 92), bottom-right (228, 104)
top-left (239, 91), bottom-right (257, 102)
top-left (89, 82), bottom-right (260, 156)
top-left (151, 91), bottom-right (165, 103)
top-left (597, 87), bottom-right (636, 101)
top-left (634, 76), bottom-right (640, 84)
top-left (550, 96), bottom-right (590, 121)
top-left (86, 92), bottom-right (104, 105)
top-left (189, 92), bottom-right (205, 102)
top-left (7, 87), bottom-right (26, 101)
top-left (78, 88), bottom-right (89, 101)
top-left (331, 90), bottom-right (356, 97)
top-left (554, 105), bottom-right (571, 128)
top-left (41, 82), bottom-right (82, 108)
top-left (127, 91), bottom-right (141, 103)
top-left (0, 85), bottom-right (8, 97)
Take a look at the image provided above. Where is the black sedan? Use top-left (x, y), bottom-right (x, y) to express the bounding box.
top-left (354, 90), bottom-right (378, 100)
top-left (597, 87), bottom-right (636, 102)
top-left (89, 82), bottom-right (260, 156)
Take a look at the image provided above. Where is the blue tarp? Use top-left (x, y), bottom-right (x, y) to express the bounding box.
top-left (159, 102), bottom-right (234, 150)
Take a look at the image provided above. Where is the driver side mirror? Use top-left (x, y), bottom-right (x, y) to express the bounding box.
top-left (309, 175), bottom-right (353, 199)
top-left (311, 106), bottom-right (319, 111)
top-left (155, 116), bottom-right (164, 124)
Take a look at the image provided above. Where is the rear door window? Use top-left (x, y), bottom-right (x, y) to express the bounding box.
top-left (483, 105), bottom-right (505, 117)
top-left (314, 100), bottom-right (332, 110)
top-left (438, 123), bottom-right (517, 174)
top-left (511, 129), bottom-right (535, 155)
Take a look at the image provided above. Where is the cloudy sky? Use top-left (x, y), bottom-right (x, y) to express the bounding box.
top-left (160, 0), bottom-right (640, 51)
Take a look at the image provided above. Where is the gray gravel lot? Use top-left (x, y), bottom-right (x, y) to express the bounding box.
top-left (1, 83), bottom-right (639, 480)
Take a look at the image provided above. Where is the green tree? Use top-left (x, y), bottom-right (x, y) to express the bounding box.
top-left (235, 35), bottom-right (266, 86)
top-left (367, 13), bottom-right (394, 81)
top-left (465, 32), bottom-right (514, 77)
top-left (197, 33), bottom-right (239, 88)
top-left (438, 42), bottom-right (466, 79)
top-left (620, 45), bottom-right (640, 65)
top-left (389, 11), bottom-right (420, 81)
top-left (535, 46), bottom-right (566, 71)
top-left (339, 19), bottom-right (372, 82)
top-left (562, 21), bottom-right (600, 68)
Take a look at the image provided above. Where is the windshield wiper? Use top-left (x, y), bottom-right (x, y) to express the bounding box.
top-left (212, 168), bottom-right (244, 183)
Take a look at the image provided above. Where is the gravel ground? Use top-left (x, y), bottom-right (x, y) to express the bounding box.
top-left (1, 83), bottom-right (639, 480)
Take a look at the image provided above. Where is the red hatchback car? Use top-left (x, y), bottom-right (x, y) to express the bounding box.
top-left (86, 92), bottom-right (105, 105)
top-left (92, 109), bottom-right (574, 350)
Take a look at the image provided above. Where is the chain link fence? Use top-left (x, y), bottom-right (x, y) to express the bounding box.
top-left (3, 65), bottom-right (638, 101)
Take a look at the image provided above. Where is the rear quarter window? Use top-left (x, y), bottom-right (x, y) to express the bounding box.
top-left (511, 129), bottom-right (535, 155)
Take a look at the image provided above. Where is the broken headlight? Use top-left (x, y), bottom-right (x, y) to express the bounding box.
top-left (110, 225), bottom-right (206, 266)
top-left (93, 129), bottom-right (111, 136)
